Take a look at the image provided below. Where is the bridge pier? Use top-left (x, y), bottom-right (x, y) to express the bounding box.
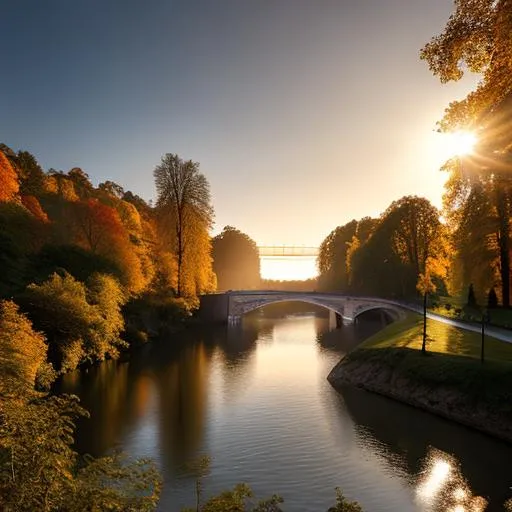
top-left (228, 314), bottom-right (242, 325)
top-left (329, 310), bottom-right (345, 329)
top-left (342, 316), bottom-right (354, 326)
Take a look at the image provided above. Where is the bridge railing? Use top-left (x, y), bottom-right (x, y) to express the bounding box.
top-left (257, 246), bottom-right (319, 257)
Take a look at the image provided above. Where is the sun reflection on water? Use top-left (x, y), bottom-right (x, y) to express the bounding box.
top-left (415, 449), bottom-right (487, 512)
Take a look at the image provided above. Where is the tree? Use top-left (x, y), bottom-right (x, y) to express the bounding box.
top-left (488, 286), bottom-right (499, 308)
top-left (212, 226), bottom-right (260, 290)
top-left (16, 150), bottom-right (46, 196)
top-left (70, 199), bottom-right (146, 293)
top-left (19, 272), bottom-right (127, 372)
top-left (421, 0), bottom-right (512, 306)
top-left (29, 244), bottom-right (122, 285)
top-left (67, 167), bottom-right (94, 198)
top-left (317, 221), bottom-right (358, 292)
top-left (98, 180), bottom-right (125, 199)
top-left (420, 0), bottom-right (512, 133)
top-left (467, 283), bottom-right (478, 308)
top-left (317, 218), bottom-right (377, 292)
top-left (350, 197), bottom-right (448, 298)
top-left (442, 165), bottom-right (499, 301)
top-left (0, 300), bottom-right (50, 396)
top-left (154, 154), bottom-right (214, 297)
top-left (0, 150), bottom-right (19, 202)
top-left (0, 393), bottom-right (161, 511)
top-left (21, 195), bottom-right (49, 223)
top-left (0, 202), bottom-right (49, 297)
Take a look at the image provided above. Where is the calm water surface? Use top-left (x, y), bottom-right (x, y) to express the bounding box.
top-left (59, 309), bottom-right (512, 511)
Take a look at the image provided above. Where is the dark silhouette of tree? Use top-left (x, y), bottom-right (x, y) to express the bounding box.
top-left (67, 167), bottom-right (94, 198)
top-left (98, 180), bottom-right (125, 198)
top-left (350, 197), bottom-right (448, 298)
top-left (212, 226), bottom-right (260, 290)
top-left (467, 283), bottom-right (478, 307)
top-left (488, 287), bottom-right (499, 308)
top-left (16, 150), bottom-right (46, 196)
top-left (154, 154), bottom-right (214, 297)
top-left (122, 190), bottom-right (152, 217)
top-left (317, 217), bottom-right (377, 292)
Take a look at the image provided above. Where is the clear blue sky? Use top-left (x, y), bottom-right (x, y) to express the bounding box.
top-left (1, 1), bottom-right (477, 246)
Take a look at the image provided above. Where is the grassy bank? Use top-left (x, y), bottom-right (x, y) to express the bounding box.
top-left (329, 314), bottom-right (512, 441)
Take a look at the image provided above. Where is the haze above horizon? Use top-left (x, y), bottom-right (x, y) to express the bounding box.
top-left (1, 0), bottom-right (478, 247)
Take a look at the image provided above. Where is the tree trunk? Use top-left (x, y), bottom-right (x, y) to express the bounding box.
top-left (421, 291), bottom-right (427, 354)
top-left (496, 185), bottom-right (511, 307)
top-left (176, 207), bottom-right (183, 298)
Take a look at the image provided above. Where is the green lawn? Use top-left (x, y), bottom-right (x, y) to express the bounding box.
top-left (360, 313), bottom-right (512, 363)
top-left (345, 314), bottom-right (512, 411)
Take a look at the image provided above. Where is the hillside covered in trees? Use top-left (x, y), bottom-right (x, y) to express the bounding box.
top-left (0, 146), bottom-right (219, 373)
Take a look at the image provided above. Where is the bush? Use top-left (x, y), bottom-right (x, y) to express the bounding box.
top-left (0, 394), bottom-right (161, 511)
top-left (0, 300), bottom-right (50, 395)
top-left (123, 293), bottom-right (189, 341)
top-left (18, 272), bottom-right (127, 372)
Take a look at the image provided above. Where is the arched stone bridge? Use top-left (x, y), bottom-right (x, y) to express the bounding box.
top-left (199, 291), bottom-right (410, 325)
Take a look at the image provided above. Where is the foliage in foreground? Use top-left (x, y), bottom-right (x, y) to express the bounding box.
top-left (181, 455), bottom-right (363, 512)
top-left (0, 301), bottom-right (161, 511)
top-left (181, 483), bottom-right (363, 512)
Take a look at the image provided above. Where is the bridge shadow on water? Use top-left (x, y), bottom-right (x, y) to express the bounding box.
top-left (316, 309), bottom-right (394, 355)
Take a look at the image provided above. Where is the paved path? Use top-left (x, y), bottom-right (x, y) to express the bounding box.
top-left (395, 302), bottom-right (512, 343)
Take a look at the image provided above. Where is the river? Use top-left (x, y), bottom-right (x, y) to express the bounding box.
top-left (58, 306), bottom-right (512, 511)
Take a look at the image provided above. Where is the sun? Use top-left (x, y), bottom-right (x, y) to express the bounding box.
top-left (434, 130), bottom-right (477, 166)
top-left (450, 131), bottom-right (477, 156)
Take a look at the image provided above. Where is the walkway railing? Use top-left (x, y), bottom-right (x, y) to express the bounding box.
top-left (258, 246), bottom-right (319, 257)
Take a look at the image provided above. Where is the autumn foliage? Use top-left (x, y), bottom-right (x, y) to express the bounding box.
top-left (0, 151), bottom-right (19, 202)
top-left (21, 194), bottom-right (49, 222)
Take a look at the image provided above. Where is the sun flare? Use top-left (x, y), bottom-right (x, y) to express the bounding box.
top-left (451, 131), bottom-right (477, 156)
top-left (443, 131), bottom-right (477, 158)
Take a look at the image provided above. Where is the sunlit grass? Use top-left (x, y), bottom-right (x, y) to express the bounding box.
top-left (360, 313), bottom-right (512, 363)
top-left (343, 313), bottom-right (512, 412)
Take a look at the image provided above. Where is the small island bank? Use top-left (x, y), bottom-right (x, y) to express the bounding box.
top-left (328, 314), bottom-right (512, 443)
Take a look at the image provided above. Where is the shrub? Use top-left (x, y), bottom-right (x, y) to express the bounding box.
top-left (19, 272), bottom-right (126, 371)
top-left (0, 300), bottom-right (50, 395)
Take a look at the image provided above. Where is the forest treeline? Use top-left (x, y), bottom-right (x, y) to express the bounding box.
top-left (0, 146), bottom-right (220, 371)
top-left (316, 184), bottom-right (510, 307)
top-left (316, 196), bottom-right (451, 300)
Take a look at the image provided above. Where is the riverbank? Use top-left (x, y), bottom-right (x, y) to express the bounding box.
top-left (328, 314), bottom-right (512, 443)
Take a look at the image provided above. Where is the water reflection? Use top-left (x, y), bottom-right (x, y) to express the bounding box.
top-left (340, 385), bottom-right (512, 510)
top-left (58, 308), bottom-right (512, 511)
top-left (415, 450), bottom-right (487, 511)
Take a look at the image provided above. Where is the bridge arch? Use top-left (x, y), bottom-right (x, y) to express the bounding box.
top-left (352, 305), bottom-right (402, 324)
top-left (236, 297), bottom-right (344, 317)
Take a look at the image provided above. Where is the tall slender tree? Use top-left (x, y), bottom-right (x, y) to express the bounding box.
top-left (153, 154), bottom-right (214, 297)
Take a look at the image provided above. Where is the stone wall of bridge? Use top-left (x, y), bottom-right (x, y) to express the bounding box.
top-left (198, 291), bottom-right (407, 325)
